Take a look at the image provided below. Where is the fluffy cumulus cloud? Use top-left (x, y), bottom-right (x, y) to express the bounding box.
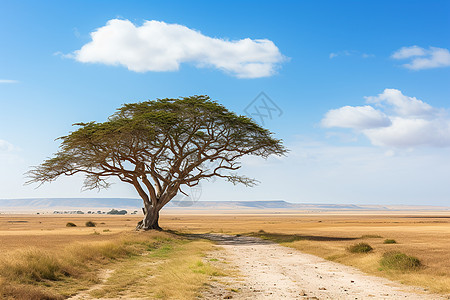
top-left (392, 46), bottom-right (450, 70)
top-left (72, 19), bottom-right (285, 78)
top-left (321, 106), bottom-right (391, 129)
top-left (322, 89), bottom-right (450, 148)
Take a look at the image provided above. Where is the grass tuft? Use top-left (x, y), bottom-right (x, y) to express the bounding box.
top-left (383, 239), bottom-right (397, 244)
top-left (347, 242), bottom-right (373, 253)
top-left (380, 251), bottom-right (422, 271)
top-left (85, 221), bottom-right (96, 227)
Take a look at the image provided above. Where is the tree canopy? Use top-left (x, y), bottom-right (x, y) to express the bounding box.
top-left (27, 95), bottom-right (287, 230)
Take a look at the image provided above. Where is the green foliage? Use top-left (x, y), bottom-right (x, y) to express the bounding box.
top-left (149, 245), bottom-right (173, 258)
top-left (380, 251), bottom-right (421, 270)
top-left (383, 239), bottom-right (397, 244)
top-left (85, 221), bottom-right (96, 227)
top-left (347, 242), bottom-right (373, 253)
top-left (26, 96), bottom-right (287, 230)
top-left (107, 209), bottom-right (127, 215)
top-left (66, 222), bottom-right (77, 227)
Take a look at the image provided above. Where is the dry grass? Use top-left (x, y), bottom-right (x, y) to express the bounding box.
top-left (1, 213), bottom-right (449, 296)
top-left (0, 277), bottom-right (63, 300)
top-left (158, 213), bottom-right (450, 294)
top-left (0, 214), bottom-right (222, 300)
top-left (0, 229), bottom-right (201, 299)
top-left (89, 239), bottom-right (222, 299)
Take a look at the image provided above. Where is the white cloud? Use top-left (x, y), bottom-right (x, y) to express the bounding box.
top-left (0, 79), bottom-right (18, 84)
top-left (391, 45), bottom-right (426, 59)
top-left (322, 105), bottom-right (391, 130)
top-left (364, 117), bottom-right (450, 148)
top-left (392, 46), bottom-right (450, 70)
top-left (365, 88), bottom-right (435, 117)
top-left (322, 89), bottom-right (450, 148)
top-left (72, 19), bottom-right (285, 78)
top-left (0, 140), bottom-right (22, 169)
top-left (0, 140), bottom-right (15, 152)
top-left (329, 50), bottom-right (374, 59)
top-left (220, 139), bottom-right (450, 205)
top-left (329, 50), bottom-right (351, 59)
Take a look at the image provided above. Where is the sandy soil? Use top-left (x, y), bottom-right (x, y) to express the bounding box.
top-left (201, 234), bottom-right (447, 300)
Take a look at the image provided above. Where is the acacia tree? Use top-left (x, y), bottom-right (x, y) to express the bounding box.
top-left (27, 96), bottom-right (287, 230)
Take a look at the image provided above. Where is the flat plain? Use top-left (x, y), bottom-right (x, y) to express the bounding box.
top-left (0, 211), bottom-right (449, 298)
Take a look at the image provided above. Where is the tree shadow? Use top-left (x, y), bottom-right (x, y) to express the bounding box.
top-left (166, 230), bottom-right (358, 246)
top-left (166, 231), bottom-right (272, 245)
top-left (248, 230), bottom-right (359, 243)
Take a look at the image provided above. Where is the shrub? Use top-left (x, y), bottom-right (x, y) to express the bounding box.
top-left (383, 239), bottom-right (397, 244)
top-left (347, 242), bottom-right (373, 253)
top-left (380, 251), bottom-right (421, 271)
top-left (85, 221), bottom-right (96, 227)
top-left (66, 222), bottom-right (77, 227)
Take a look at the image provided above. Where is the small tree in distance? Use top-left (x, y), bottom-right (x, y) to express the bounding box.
top-left (27, 96), bottom-right (287, 230)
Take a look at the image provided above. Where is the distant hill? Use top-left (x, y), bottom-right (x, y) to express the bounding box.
top-left (0, 198), bottom-right (142, 210)
top-left (0, 198), bottom-right (449, 213)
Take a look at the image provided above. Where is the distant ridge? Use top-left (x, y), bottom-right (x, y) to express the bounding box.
top-left (0, 198), bottom-right (142, 210)
top-left (0, 198), bottom-right (449, 212)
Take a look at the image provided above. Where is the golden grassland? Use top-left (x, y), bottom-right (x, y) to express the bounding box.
top-left (0, 211), bottom-right (449, 297)
top-left (160, 212), bottom-right (450, 294)
top-left (0, 215), bottom-right (223, 299)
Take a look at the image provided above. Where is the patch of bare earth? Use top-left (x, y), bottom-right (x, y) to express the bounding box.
top-left (200, 234), bottom-right (447, 300)
top-left (67, 269), bottom-right (114, 300)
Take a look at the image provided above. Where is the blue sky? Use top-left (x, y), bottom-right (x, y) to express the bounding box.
top-left (1, 0), bottom-right (450, 205)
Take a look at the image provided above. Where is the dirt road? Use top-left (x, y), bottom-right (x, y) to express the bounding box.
top-left (200, 234), bottom-right (447, 300)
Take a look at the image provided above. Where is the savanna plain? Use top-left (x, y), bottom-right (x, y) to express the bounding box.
top-left (0, 211), bottom-right (449, 299)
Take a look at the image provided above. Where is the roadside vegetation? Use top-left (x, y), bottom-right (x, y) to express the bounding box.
top-left (0, 231), bottom-right (222, 299)
top-left (347, 242), bottom-right (373, 253)
top-left (380, 251), bottom-right (422, 271)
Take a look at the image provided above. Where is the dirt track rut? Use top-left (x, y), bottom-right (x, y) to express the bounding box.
top-left (200, 234), bottom-right (447, 300)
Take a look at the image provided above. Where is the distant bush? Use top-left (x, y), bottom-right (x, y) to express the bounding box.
top-left (85, 221), bottom-right (96, 227)
top-left (66, 222), bottom-right (77, 227)
top-left (347, 242), bottom-right (373, 253)
top-left (383, 239), bottom-right (397, 244)
top-left (380, 251), bottom-right (421, 271)
top-left (361, 234), bottom-right (382, 239)
top-left (107, 209), bottom-right (127, 215)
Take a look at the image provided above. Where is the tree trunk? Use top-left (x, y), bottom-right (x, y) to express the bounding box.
top-left (136, 205), bottom-right (162, 231)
